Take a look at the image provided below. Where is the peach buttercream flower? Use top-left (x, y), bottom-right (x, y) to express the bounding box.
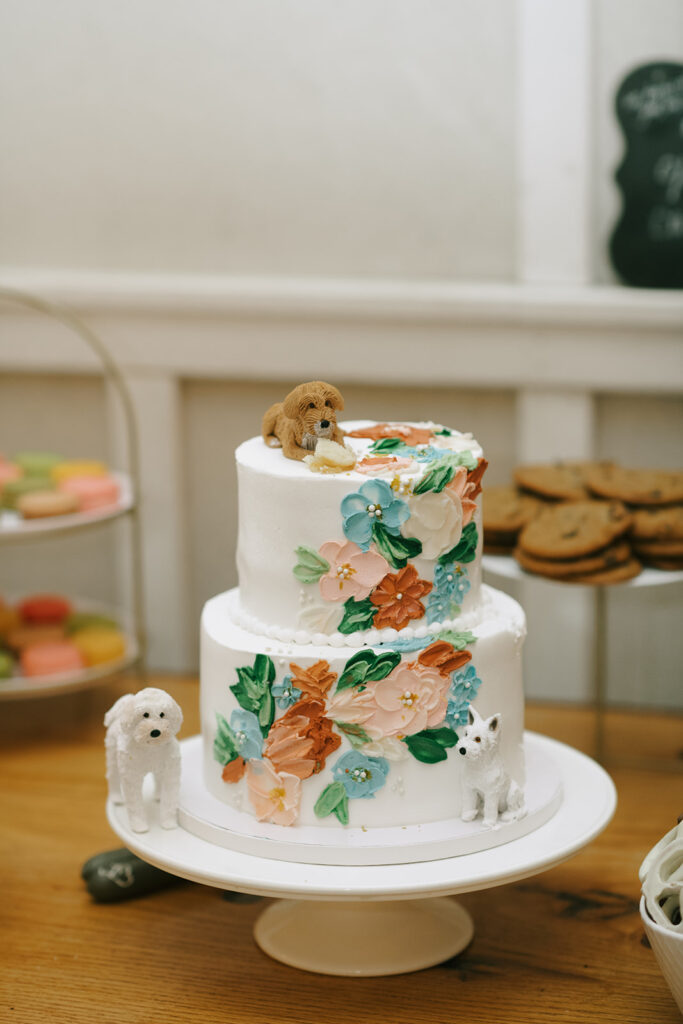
top-left (346, 423), bottom-right (435, 446)
top-left (355, 456), bottom-right (414, 477)
top-left (221, 757), bottom-right (246, 783)
top-left (246, 759), bottom-right (302, 826)
top-left (445, 466), bottom-right (478, 528)
top-left (289, 660), bottom-right (338, 700)
top-left (328, 661), bottom-right (450, 739)
top-left (318, 541), bottom-right (390, 604)
top-left (263, 698), bottom-right (342, 779)
top-left (370, 565), bottom-right (432, 631)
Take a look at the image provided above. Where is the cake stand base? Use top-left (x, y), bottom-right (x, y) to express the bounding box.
top-left (106, 733), bottom-right (616, 977)
top-left (254, 897), bottom-right (473, 976)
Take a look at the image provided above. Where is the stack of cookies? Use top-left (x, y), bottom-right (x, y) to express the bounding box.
top-left (585, 466), bottom-right (683, 572)
top-left (482, 460), bottom-right (683, 584)
top-left (514, 500), bottom-right (640, 584)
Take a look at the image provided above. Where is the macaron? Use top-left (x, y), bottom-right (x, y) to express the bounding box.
top-left (0, 460), bottom-right (22, 489)
top-left (65, 611), bottom-right (120, 635)
top-left (0, 599), bottom-right (21, 639)
top-left (58, 474), bottom-right (120, 511)
top-left (6, 624), bottom-right (66, 652)
top-left (51, 460), bottom-right (109, 483)
top-left (0, 649), bottom-right (14, 679)
top-left (13, 452), bottom-right (63, 478)
top-left (72, 627), bottom-right (126, 666)
top-left (16, 489), bottom-right (80, 519)
top-left (18, 594), bottom-right (72, 626)
top-left (21, 641), bottom-right (85, 677)
top-left (1, 476), bottom-right (55, 509)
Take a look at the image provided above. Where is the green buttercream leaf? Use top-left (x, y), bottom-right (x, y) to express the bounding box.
top-left (333, 794), bottom-right (350, 825)
top-left (213, 713), bottom-right (240, 765)
top-left (338, 596), bottom-right (376, 635)
top-left (230, 655), bottom-right (276, 736)
top-left (441, 449), bottom-right (478, 472)
top-left (369, 437), bottom-right (406, 454)
top-left (314, 781), bottom-right (348, 819)
top-left (334, 721), bottom-right (373, 749)
top-left (439, 521), bottom-right (478, 565)
top-left (403, 729), bottom-right (457, 763)
top-left (337, 649), bottom-right (376, 689)
top-left (413, 463), bottom-right (455, 495)
top-left (371, 521), bottom-right (422, 569)
top-left (364, 650), bottom-right (401, 682)
top-left (434, 427), bottom-right (452, 436)
top-left (292, 545), bottom-right (330, 584)
top-left (435, 629), bottom-right (476, 649)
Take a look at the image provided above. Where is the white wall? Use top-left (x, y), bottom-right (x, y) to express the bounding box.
top-left (0, 1), bottom-right (682, 709)
top-left (0, 0), bottom-right (516, 281)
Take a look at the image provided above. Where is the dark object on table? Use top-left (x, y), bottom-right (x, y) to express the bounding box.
top-left (609, 61), bottom-right (683, 289)
top-left (81, 847), bottom-right (185, 903)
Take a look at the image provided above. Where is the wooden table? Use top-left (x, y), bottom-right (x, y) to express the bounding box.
top-left (2, 675), bottom-right (682, 1023)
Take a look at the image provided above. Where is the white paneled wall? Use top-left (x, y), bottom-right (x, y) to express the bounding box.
top-left (0, 1), bottom-right (682, 706)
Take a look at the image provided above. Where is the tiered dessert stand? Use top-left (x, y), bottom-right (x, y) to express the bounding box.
top-left (0, 288), bottom-right (146, 698)
top-left (483, 554), bottom-right (683, 766)
top-left (107, 731), bottom-right (616, 976)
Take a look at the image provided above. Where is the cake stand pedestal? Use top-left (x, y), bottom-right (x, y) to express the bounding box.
top-left (106, 732), bottom-right (616, 976)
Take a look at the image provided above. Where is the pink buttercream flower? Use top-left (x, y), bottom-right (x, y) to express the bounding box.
top-left (245, 759), bottom-right (302, 826)
top-left (445, 465), bottom-right (482, 528)
top-left (318, 540), bottom-right (390, 603)
top-left (327, 661), bottom-right (451, 740)
top-left (355, 456), bottom-right (414, 477)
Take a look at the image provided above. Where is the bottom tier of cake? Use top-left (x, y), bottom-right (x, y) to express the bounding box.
top-left (200, 586), bottom-right (528, 838)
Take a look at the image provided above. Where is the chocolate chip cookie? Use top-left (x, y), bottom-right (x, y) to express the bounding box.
top-left (517, 500), bottom-right (633, 560)
top-left (586, 465), bottom-right (683, 507)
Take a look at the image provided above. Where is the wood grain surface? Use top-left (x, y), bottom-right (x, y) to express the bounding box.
top-left (2, 675), bottom-right (681, 1024)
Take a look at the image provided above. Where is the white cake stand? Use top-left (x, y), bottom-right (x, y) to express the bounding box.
top-left (107, 731), bottom-right (616, 976)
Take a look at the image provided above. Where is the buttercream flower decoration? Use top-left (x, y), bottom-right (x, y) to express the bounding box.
top-left (370, 564), bottom-right (432, 631)
top-left (402, 488), bottom-right (464, 560)
top-left (418, 640), bottom-right (472, 677)
top-left (355, 455), bottom-right (413, 477)
top-left (346, 423), bottom-right (435, 447)
top-left (341, 479), bottom-right (410, 551)
top-left (272, 676), bottom-right (302, 710)
top-left (304, 438), bottom-right (357, 474)
top-left (318, 540), bottom-right (389, 603)
top-left (246, 759), bottom-right (302, 826)
top-left (446, 663), bottom-right (483, 729)
top-left (230, 709), bottom-right (264, 760)
top-left (297, 599), bottom-right (343, 635)
top-left (445, 466), bottom-right (478, 528)
top-left (263, 698), bottom-right (341, 779)
top-left (289, 659), bottom-right (338, 701)
top-left (332, 750), bottom-right (390, 799)
top-left (366, 661), bottom-right (451, 737)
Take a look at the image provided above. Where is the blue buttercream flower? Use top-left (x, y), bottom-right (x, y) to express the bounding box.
top-left (272, 675), bottom-right (302, 710)
top-left (341, 479), bottom-right (410, 550)
top-left (446, 663), bottom-right (483, 729)
top-left (333, 750), bottom-right (390, 799)
top-left (229, 709), bottom-right (263, 760)
top-left (426, 563), bottom-right (471, 624)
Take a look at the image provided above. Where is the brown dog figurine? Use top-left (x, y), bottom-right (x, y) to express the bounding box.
top-left (262, 381), bottom-right (345, 461)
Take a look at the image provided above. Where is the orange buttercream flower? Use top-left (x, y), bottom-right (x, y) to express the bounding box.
top-left (346, 423), bottom-right (435, 446)
top-left (289, 659), bottom-right (338, 700)
top-left (263, 699), bottom-right (342, 780)
top-left (370, 565), bottom-right (433, 631)
top-left (417, 641), bottom-right (472, 677)
top-left (221, 757), bottom-right (246, 783)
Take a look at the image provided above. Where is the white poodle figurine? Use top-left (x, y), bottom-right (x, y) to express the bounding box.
top-left (458, 706), bottom-right (525, 827)
top-left (105, 688), bottom-right (183, 833)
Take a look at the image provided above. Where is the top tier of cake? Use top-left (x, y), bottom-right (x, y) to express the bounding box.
top-left (235, 421), bottom-right (486, 645)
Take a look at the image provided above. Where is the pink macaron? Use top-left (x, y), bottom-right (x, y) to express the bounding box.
top-left (21, 640), bottom-right (85, 677)
top-left (58, 474), bottom-right (120, 512)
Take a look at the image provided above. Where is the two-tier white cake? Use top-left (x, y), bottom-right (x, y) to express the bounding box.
top-left (185, 413), bottom-right (561, 866)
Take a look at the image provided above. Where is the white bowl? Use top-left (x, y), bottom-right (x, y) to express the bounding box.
top-left (640, 895), bottom-right (683, 1016)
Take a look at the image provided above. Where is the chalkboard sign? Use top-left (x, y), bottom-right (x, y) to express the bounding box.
top-left (609, 61), bottom-right (683, 289)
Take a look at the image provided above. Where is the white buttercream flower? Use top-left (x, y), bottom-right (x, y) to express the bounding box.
top-left (403, 489), bottom-right (463, 559)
